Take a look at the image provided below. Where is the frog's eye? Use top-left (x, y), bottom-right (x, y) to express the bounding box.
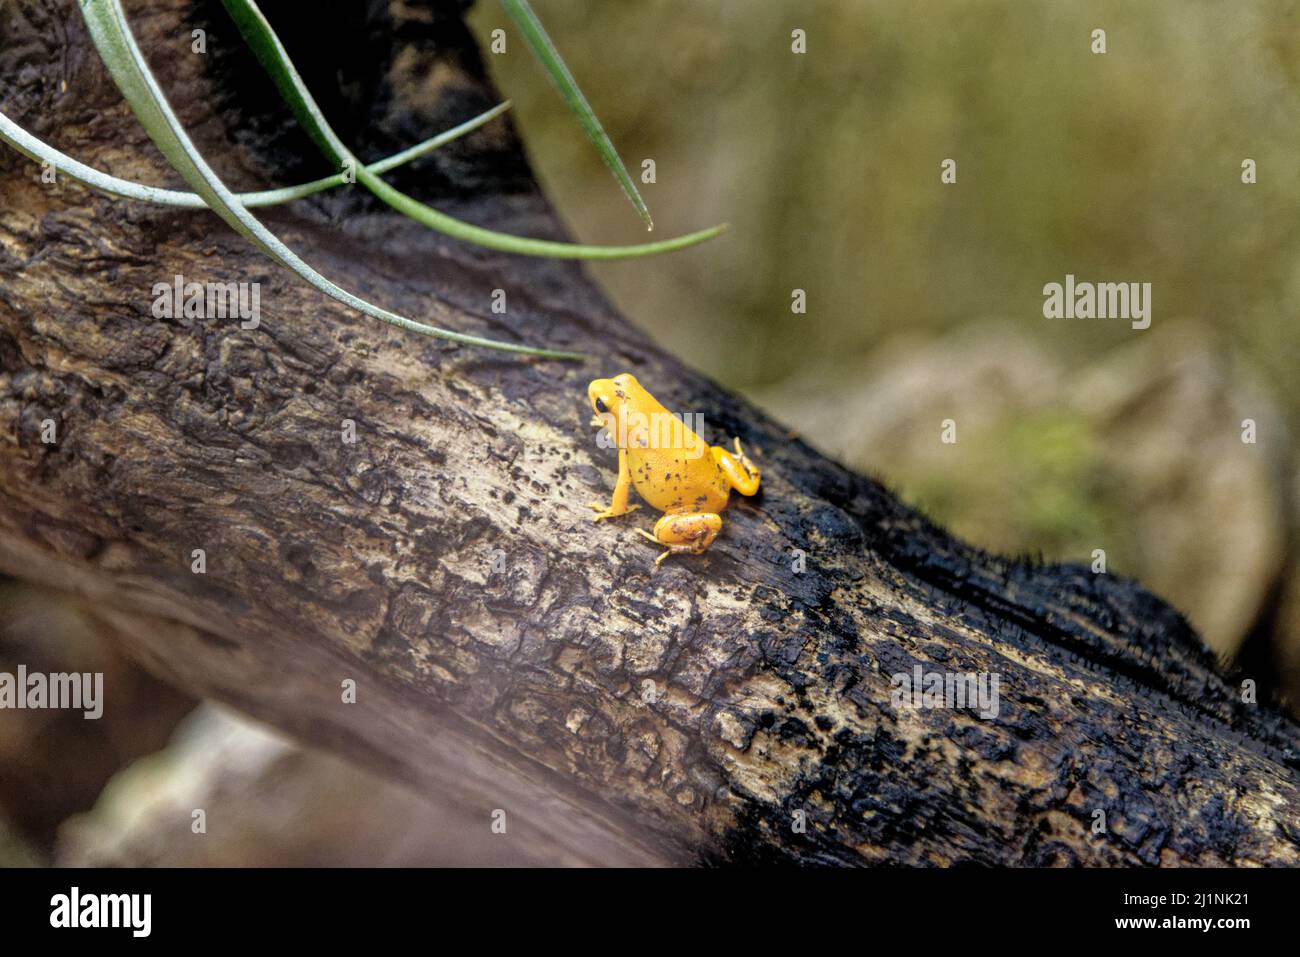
top-left (594, 397), bottom-right (609, 414)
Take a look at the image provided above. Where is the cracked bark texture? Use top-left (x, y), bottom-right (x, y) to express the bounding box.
top-left (1, 0), bottom-right (1297, 866)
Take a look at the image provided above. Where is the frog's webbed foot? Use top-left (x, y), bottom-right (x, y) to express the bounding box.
top-left (589, 501), bottom-right (640, 522)
top-left (635, 512), bottom-right (723, 568)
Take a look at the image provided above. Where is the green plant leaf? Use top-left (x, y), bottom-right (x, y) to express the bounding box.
top-left (78, 0), bottom-right (579, 359)
top-left (222, 0), bottom-right (725, 260)
top-left (499, 0), bottom-right (653, 231)
top-left (0, 101), bottom-right (510, 209)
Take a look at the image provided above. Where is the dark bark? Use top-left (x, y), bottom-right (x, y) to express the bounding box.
top-left (0, 0), bottom-right (1297, 866)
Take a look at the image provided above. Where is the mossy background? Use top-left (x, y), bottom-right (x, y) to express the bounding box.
top-left (905, 409), bottom-right (1120, 560)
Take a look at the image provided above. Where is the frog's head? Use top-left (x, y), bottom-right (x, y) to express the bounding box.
top-left (587, 373), bottom-right (640, 424)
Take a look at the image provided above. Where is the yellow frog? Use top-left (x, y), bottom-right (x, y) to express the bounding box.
top-left (587, 373), bottom-right (761, 565)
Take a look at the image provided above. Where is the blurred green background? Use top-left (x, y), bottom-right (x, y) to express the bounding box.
top-left (471, 0), bottom-right (1300, 399)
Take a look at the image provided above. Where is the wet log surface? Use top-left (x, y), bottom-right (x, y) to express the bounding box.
top-left (0, 0), bottom-right (1296, 866)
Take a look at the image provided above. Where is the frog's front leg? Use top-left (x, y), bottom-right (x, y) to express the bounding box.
top-left (590, 446), bottom-right (641, 521)
top-left (635, 511), bottom-right (723, 566)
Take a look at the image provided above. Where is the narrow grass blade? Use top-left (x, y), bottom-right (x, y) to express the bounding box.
top-left (0, 101), bottom-right (511, 209)
top-left (79, 0), bottom-right (579, 359)
top-left (500, 0), bottom-right (652, 231)
top-left (222, 0), bottom-right (726, 260)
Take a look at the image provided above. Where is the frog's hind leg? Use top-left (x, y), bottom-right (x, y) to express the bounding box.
top-left (712, 438), bottom-right (761, 496)
top-left (635, 512), bottom-right (723, 566)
